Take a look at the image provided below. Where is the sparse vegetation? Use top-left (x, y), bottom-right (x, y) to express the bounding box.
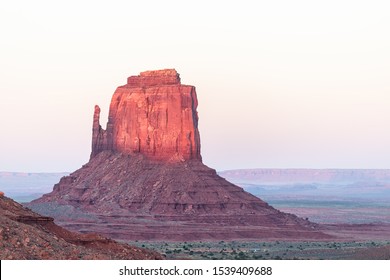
top-left (127, 240), bottom-right (390, 260)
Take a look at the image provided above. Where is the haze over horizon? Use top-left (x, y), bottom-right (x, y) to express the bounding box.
top-left (1, 0), bottom-right (389, 172)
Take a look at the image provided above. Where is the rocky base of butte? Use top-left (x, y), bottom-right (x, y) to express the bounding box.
top-left (29, 69), bottom-right (329, 241)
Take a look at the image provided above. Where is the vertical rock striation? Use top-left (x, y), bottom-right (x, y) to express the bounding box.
top-left (91, 69), bottom-right (201, 161)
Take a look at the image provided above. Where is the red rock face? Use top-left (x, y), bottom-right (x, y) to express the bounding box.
top-left (29, 69), bottom-right (330, 241)
top-left (91, 69), bottom-right (201, 161)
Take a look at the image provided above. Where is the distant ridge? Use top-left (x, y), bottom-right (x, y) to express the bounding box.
top-left (219, 169), bottom-right (390, 184)
top-left (0, 172), bottom-right (69, 202)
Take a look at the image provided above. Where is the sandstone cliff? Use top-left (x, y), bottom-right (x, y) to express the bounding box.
top-left (91, 69), bottom-right (201, 161)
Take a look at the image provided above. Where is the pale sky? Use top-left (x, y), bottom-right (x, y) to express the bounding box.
top-left (1, 0), bottom-right (389, 172)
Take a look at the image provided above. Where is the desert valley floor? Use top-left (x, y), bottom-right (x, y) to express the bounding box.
top-left (1, 169), bottom-right (389, 259)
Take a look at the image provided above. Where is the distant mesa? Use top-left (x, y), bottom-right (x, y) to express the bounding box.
top-left (29, 69), bottom-right (329, 241)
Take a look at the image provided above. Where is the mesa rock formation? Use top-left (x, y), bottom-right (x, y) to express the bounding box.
top-left (91, 69), bottom-right (201, 161)
top-left (0, 194), bottom-right (162, 259)
top-left (29, 69), bottom-right (329, 241)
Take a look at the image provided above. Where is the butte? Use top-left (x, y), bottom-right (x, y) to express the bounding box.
top-left (29, 69), bottom-right (328, 241)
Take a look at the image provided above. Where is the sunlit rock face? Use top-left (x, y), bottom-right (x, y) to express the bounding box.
top-left (91, 69), bottom-right (201, 162)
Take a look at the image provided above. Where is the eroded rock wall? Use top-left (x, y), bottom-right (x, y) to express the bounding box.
top-left (91, 69), bottom-right (201, 161)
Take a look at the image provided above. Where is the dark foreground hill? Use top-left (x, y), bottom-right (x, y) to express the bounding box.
top-left (0, 194), bottom-right (162, 259)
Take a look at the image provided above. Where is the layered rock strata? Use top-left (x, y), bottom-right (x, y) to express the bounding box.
top-left (0, 195), bottom-right (162, 259)
top-left (30, 69), bottom-right (329, 241)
